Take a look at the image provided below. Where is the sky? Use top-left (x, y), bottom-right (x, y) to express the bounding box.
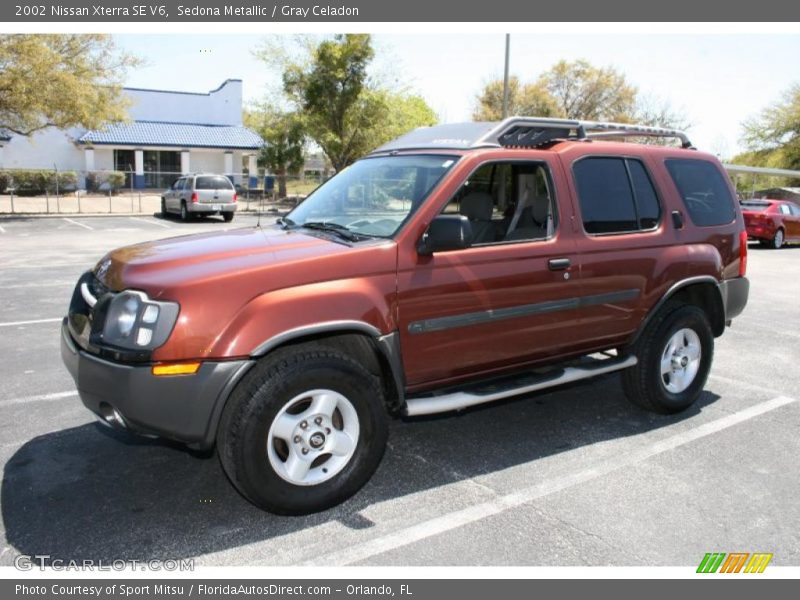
top-left (114, 33), bottom-right (800, 158)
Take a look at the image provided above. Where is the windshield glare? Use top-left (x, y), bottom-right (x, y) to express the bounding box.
top-left (286, 155), bottom-right (457, 237)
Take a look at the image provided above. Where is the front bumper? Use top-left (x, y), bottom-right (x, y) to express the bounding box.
top-left (61, 319), bottom-right (253, 449)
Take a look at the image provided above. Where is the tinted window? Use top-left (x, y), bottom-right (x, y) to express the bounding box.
top-left (628, 160), bottom-right (660, 229)
top-left (779, 204), bottom-right (791, 215)
top-left (574, 158), bottom-right (637, 234)
top-left (171, 178), bottom-right (184, 190)
top-left (665, 159), bottom-right (736, 226)
top-left (195, 176), bottom-right (234, 190)
top-left (790, 203), bottom-right (800, 216)
top-left (740, 200), bottom-right (770, 211)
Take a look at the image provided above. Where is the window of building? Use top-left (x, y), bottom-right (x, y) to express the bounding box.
top-left (573, 157), bottom-right (661, 234)
top-left (665, 159), bottom-right (736, 226)
top-left (440, 161), bottom-right (557, 245)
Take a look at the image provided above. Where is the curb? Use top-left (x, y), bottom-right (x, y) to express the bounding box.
top-left (0, 210), bottom-right (281, 220)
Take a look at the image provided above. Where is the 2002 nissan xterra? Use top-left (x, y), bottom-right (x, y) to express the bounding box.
top-left (62, 118), bottom-right (749, 514)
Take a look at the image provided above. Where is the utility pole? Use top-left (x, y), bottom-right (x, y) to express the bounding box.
top-left (502, 34), bottom-right (511, 119)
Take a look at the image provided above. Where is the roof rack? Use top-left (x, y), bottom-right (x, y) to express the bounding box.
top-left (369, 117), bottom-right (694, 155)
top-left (482, 117), bottom-right (694, 149)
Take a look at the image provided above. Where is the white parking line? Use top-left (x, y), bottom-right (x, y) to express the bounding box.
top-left (130, 216), bottom-right (172, 228)
top-left (0, 391), bottom-right (78, 408)
top-left (306, 395), bottom-right (797, 566)
top-left (62, 217), bottom-right (94, 230)
top-left (0, 223), bottom-right (6, 233)
top-left (0, 317), bottom-right (62, 327)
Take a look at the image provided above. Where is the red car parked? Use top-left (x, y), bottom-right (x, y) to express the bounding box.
top-left (62, 117), bottom-right (750, 514)
top-left (741, 198), bottom-right (800, 249)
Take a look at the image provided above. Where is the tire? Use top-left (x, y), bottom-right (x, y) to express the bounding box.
top-left (161, 198), bottom-right (167, 216)
top-left (223, 212), bottom-right (234, 223)
top-left (180, 201), bottom-right (189, 222)
top-left (622, 303), bottom-right (713, 414)
top-left (217, 346), bottom-right (388, 515)
top-left (771, 228), bottom-right (784, 249)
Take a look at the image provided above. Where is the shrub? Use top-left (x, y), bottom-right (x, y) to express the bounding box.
top-left (0, 169), bottom-right (78, 195)
top-left (86, 170), bottom-right (126, 194)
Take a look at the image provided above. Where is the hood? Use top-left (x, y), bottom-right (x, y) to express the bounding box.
top-left (94, 225), bottom-right (363, 296)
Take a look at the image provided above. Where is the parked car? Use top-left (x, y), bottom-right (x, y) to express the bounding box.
top-left (741, 198), bottom-right (800, 249)
top-left (161, 173), bottom-right (237, 222)
top-left (62, 118), bottom-right (749, 514)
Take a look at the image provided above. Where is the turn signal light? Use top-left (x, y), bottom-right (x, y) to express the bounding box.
top-left (152, 362), bottom-right (201, 376)
top-left (739, 230), bottom-right (748, 277)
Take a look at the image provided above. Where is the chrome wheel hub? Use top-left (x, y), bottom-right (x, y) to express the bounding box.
top-left (661, 328), bottom-right (702, 394)
top-left (267, 389), bottom-right (359, 486)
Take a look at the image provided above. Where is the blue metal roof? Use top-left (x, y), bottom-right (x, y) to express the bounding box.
top-left (78, 120), bottom-right (263, 150)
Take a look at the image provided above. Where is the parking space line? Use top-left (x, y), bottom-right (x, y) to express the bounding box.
top-left (62, 218), bottom-right (94, 230)
top-left (306, 395), bottom-right (797, 566)
top-left (0, 390), bottom-right (78, 408)
top-left (0, 317), bottom-right (62, 327)
top-left (0, 223), bottom-right (5, 233)
top-left (130, 216), bottom-right (172, 228)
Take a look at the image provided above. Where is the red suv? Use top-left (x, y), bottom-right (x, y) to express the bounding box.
top-left (62, 118), bottom-right (749, 514)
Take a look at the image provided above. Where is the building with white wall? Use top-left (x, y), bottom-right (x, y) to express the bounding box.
top-left (0, 79), bottom-right (262, 189)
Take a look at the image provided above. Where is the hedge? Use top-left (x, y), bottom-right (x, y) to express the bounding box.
top-left (0, 169), bottom-right (78, 195)
top-left (86, 171), bottom-right (126, 194)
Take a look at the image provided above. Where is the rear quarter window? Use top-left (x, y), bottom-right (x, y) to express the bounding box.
top-left (195, 176), bottom-right (234, 190)
top-left (665, 159), bottom-right (736, 226)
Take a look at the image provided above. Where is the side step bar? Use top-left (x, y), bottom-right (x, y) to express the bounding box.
top-left (404, 355), bottom-right (638, 417)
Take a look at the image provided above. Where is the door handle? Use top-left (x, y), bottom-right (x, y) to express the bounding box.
top-left (671, 210), bottom-right (684, 230)
top-left (548, 258), bottom-right (571, 271)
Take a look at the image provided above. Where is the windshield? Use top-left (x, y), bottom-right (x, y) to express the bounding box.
top-left (285, 155), bottom-right (458, 237)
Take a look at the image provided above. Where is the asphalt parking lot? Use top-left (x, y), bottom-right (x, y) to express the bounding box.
top-left (0, 213), bottom-right (798, 567)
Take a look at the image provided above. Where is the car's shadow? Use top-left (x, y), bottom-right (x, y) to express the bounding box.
top-left (1, 375), bottom-right (720, 563)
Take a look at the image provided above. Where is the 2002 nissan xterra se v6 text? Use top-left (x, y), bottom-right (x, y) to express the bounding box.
top-left (62, 118), bottom-right (750, 514)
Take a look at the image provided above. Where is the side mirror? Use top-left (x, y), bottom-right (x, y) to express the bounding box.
top-left (417, 215), bottom-right (473, 255)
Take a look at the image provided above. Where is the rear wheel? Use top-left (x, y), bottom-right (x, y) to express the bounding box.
top-left (180, 201), bottom-right (189, 222)
top-left (622, 303), bottom-right (713, 414)
top-left (161, 198), bottom-right (167, 216)
top-left (223, 212), bottom-right (234, 223)
top-left (217, 346), bottom-right (388, 515)
top-left (771, 228), bottom-right (784, 249)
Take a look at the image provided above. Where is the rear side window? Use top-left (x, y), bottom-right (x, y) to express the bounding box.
top-left (665, 159), bottom-right (736, 226)
top-left (573, 157), bottom-right (661, 234)
top-left (195, 176), bottom-right (234, 190)
top-left (791, 204), bottom-right (800, 216)
top-left (779, 204), bottom-right (791, 215)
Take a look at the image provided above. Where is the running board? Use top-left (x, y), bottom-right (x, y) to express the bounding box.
top-left (404, 355), bottom-right (638, 417)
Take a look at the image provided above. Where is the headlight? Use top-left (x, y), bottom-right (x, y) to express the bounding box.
top-left (100, 290), bottom-right (179, 351)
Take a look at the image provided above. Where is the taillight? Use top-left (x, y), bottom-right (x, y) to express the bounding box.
top-left (191, 192), bottom-right (198, 203)
top-left (232, 193), bottom-right (237, 203)
top-left (739, 230), bottom-right (748, 277)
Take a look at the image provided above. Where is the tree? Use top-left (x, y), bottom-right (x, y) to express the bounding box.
top-left (258, 34), bottom-right (438, 171)
top-left (541, 60), bottom-right (637, 121)
top-left (0, 34), bottom-right (139, 136)
top-left (245, 104), bottom-right (306, 199)
top-left (473, 59), bottom-right (638, 122)
top-left (473, 77), bottom-right (560, 121)
top-left (739, 83), bottom-right (800, 183)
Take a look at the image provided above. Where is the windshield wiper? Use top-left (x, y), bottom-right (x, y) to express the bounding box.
top-left (276, 216), bottom-right (295, 229)
top-left (300, 221), bottom-right (362, 242)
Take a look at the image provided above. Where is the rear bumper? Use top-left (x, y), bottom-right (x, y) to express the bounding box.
top-left (61, 319), bottom-right (252, 449)
top-left (187, 202), bottom-right (237, 213)
top-left (720, 276), bottom-right (749, 322)
top-left (746, 225), bottom-right (774, 240)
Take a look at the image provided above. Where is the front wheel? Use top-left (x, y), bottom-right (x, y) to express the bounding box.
top-left (217, 346), bottom-right (388, 515)
top-left (622, 304), bottom-right (713, 414)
